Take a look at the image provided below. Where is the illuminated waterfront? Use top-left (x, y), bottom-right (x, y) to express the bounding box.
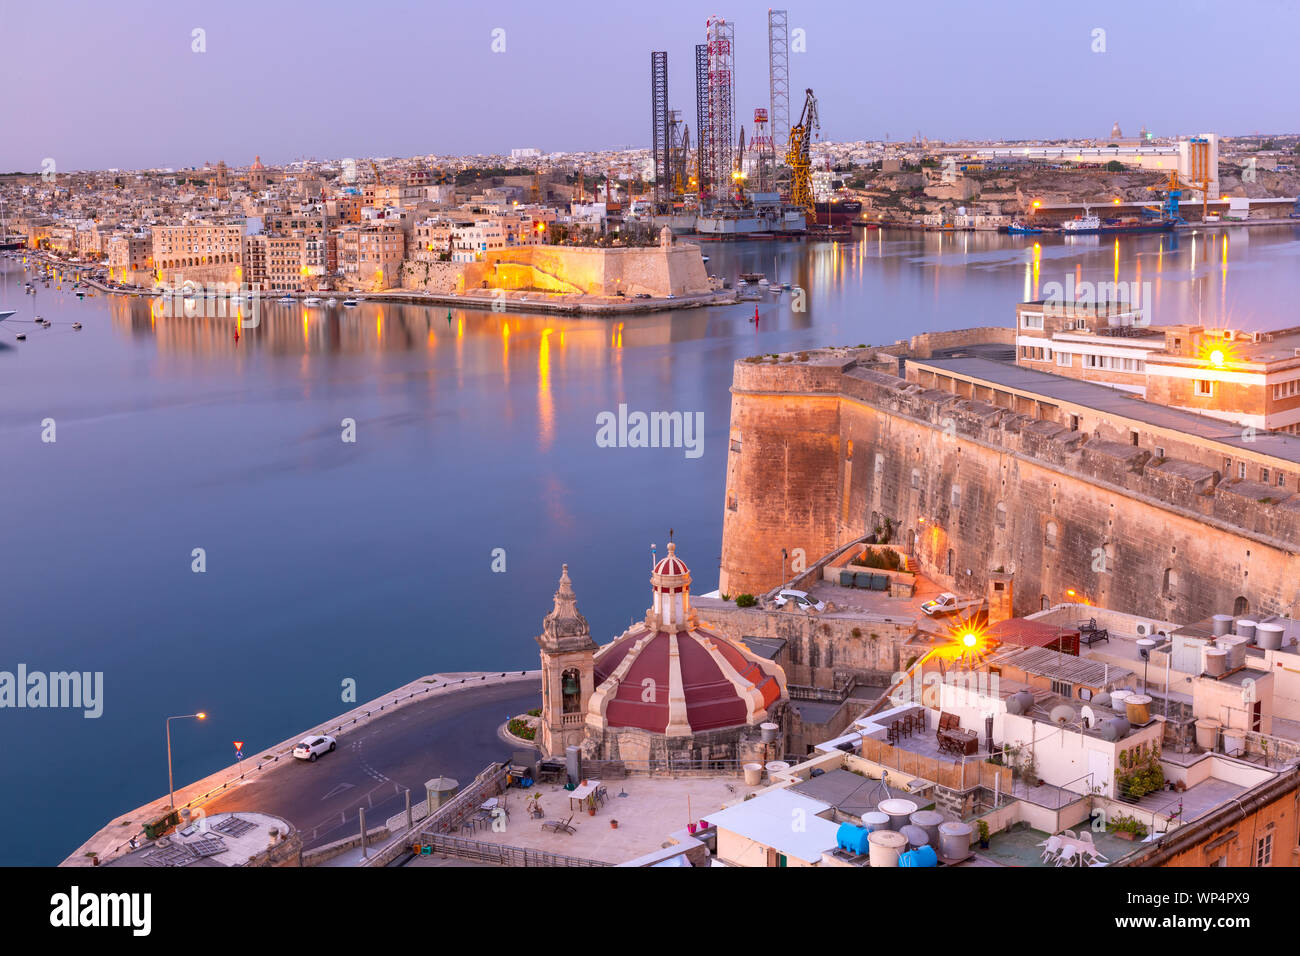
top-left (2, 224), bottom-right (1299, 864)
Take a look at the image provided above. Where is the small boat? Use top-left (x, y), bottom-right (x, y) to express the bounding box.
top-left (1006, 220), bottom-right (1045, 235)
top-left (41, 320), bottom-right (51, 328)
top-left (342, 298), bottom-right (359, 307)
top-left (15, 332), bottom-right (25, 340)
top-left (72, 322), bottom-right (82, 330)
top-left (277, 295), bottom-right (295, 303)
top-left (325, 298), bottom-right (338, 307)
top-left (781, 282), bottom-right (791, 291)
top-left (303, 297), bottom-right (322, 306)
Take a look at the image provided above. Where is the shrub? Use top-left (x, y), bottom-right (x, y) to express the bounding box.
top-left (852, 547), bottom-right (903, 571)
top-left (735, 593), bottom-right (757, 608)
top-left (526, 707), bottom-right (541, 717)
top-left (507, 717), bottom-right (536, 741)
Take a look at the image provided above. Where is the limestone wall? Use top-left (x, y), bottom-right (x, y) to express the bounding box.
top-left (461, 243), bottom-right (711, 297)
top-left (399, 259), bottom-right (466, 293)
top-left (722, 356), bottom-right (1300, 623)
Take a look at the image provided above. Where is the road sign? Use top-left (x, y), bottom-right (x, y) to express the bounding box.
top-left (234, 741), bottom-right (244, 760)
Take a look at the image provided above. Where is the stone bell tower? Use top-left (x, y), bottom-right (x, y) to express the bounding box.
top-left (535, 565), bottom-right (598, 758)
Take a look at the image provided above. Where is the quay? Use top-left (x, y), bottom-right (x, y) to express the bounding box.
top-left (61, 669), bottom-right (541, 867)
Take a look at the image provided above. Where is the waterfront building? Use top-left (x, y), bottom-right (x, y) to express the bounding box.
top-left (152, 222), bottom-right (244, 284)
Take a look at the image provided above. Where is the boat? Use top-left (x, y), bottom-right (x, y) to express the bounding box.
top-left (739, 273), bottom-right (765, 284)
top-left (813, 197), bottom-right (863, 227)
top-left (1006, 220), bottom-right (1045, 235)
top-left (15, 332), bottom-right (25, 340)
top-left (0, 309), bottom-right (14, 323)
top-left (277, 295), bottom-right (295, 303)
top-left (1061, 207), bottom-right (1178, 235)
top-left (342, 298), bottom-right (359, 307)
top-left (303, 297), bottom-right (322, 306)
top-left (325, 298), bottom-right (338, 307)
top-left (72, 322), bottom-right (82, 330)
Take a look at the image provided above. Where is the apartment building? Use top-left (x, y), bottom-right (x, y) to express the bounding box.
top-left (152, 222), bottom-right (244, 284)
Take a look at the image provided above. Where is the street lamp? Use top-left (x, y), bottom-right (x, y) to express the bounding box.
top-left (166, 712), bottom-right (207, 810)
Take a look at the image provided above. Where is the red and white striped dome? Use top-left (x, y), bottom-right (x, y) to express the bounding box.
top-left (653, 541), bottom-right (689, 580)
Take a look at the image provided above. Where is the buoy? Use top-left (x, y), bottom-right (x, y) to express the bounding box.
top-left (754, 304), bottom-right (760, 324)
top-left (447, 309), bottom-right (452, 325)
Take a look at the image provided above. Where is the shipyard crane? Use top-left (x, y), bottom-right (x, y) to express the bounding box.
top-left (1146, 169), bottom-right (1209, 223)
top-left (786, 88), bottom-right (819, 217)
top-left (370, 160), bottom-right (385, 185)
top-left (733, 126), bottom-right (748, 203)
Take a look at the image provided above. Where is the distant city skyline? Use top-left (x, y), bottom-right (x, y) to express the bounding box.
top-left (3, 0), bottom-right (1298, 172)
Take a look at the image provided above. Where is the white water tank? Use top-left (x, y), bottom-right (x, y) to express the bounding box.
top-left (1212, 614), bottom-right (1233, 637)
top-left (868, 829), bottom-right (908, 867)
top-left (879, 798), bottom-right (919, 832)
top-left (1110, 689), bottom-right (1132, 711)
top-left (1256, 623), bottom-right (1285, 651)
top-left (938, 821), bottom-right (973, 860)
top-left (1218, 635), bottom-right (1248, 670)
top-left (1235, 619), bottom-right (1257, 643)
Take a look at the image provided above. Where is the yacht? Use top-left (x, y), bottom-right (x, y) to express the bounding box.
top-left (303, 296), bottom-right (322, 306)
top-left (342, 298), bottom-right (359, 307)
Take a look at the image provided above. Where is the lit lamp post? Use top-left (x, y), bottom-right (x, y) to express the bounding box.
top-left (166, 712), bottom-right (207, 810)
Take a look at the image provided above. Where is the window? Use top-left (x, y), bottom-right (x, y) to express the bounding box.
top-left (1057, 351), bottom-right (1071, 367)
top-left (1022, 313), bottom-right (1044, 330)
top-left (1224, 458), bottom-right (1232, 475)
top-left (911, 469), bottom-right (920, 490)
top-left (1262, 468), bottom-right (1270, 484)
top-left (1154, 446), bottom-right (1165, 459)
top-left (1130, 431), bottom-right (1139, 446)
top-left (1256, 832), bottom-right (1273, 867)
top-left (951, 486), bottom-right (961, 509)
top-left (1279, 472), bottom-right (1286, 488)
top-left (1239, 462), bottom-right (1247, 480)
top-left (1195, 379), bottom-right (1214, 397)
top-left (1051, 679), bottom-right (1073, 697)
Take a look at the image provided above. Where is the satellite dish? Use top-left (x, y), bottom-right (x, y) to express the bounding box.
top-left (1080, 705), bottom-right (1096, 729)
top-left (1049, 704), bottom-right (1076, 726)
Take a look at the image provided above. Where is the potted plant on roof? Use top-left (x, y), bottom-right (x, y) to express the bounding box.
top-left (976, 820), bottom-right (990, 849)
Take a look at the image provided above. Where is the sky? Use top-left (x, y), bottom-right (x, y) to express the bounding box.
top-left (2, 0), bottom-right (1298, 171)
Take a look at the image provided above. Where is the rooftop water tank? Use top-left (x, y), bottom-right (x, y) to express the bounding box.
top-left (760, 722), bottom-right (779, 744)
top-left (898, 844), bottom-right (938, 867)
top-left (1006, 689), bottom-right (1035, 715)
top-left (1110, 689), bottom-right (1132, 710)
top-left (1212, 614), bottom-right (1233, 637)
top-left (938, 822), bottom-right (973, 860)
top-left (1204, 647), bottom-right (1228, 676)
top-left (1092, 692), bottom-right (1112, 708)
top-left (900, 824), bottom-right (930, 849)
top-left (868, 829), bottom-right (908, 868)
top-left (1256, 623), bottom-right (1285, 651)
top-left (1125, 694), bottom-right (1152, 725)
top-left (1235, 619), bottom-right (1257, 643)
top-left (861, 811), bottom-right (890, 833)
top-left (879, 798), bottom-right (919, 832)
top-left (836, 823), bottom-right (871, 856)
top-left (909, 809), bottom-right (944, 847)
top-left (1219, 635), bottom-right (1248, 670)
top-left (1098, 716), bottom-right (1131, 741)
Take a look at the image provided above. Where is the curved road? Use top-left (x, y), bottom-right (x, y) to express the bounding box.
top-left (201, 680), bottom-right (541, 850)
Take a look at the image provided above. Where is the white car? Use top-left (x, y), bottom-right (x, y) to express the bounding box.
top-left (772, 589), bottom-right (825, 612)
top-left (293, 734), bottom-right (337, 762)
top-left (921, 593), bottom-right (960, 617)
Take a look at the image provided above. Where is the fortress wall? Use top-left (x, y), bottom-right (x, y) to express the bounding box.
top-left (399, 259), bottom-right (467, 293)
top-left (462, 243), bottom-right (711, 297)
top-left (722, 359), bottom-right (1300, 623)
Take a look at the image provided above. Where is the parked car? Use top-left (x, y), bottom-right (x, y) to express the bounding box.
top-left (635, 292), bottom-right (651, 299)
top-left (293, 734), bottom-right (337, 762)
top-left (921, 592), bottom-right (961, 617)
top-left (772, 589), bottom-right (825, 612)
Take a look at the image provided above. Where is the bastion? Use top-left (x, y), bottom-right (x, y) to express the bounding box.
top-left (720, 343), bottom-right (1300, 623)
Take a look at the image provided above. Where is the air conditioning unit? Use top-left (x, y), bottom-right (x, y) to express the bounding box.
top-left (1222, 330), bottom-right (1235, 341)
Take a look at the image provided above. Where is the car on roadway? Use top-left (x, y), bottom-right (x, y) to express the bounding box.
top-left (635, 292), bottom-right (651, 299)
top-left (293, 734), bottom-right (337, 762)
top-left (772, 589), bottom-right (825, 612)
top-left (921, 592), bottom-right (961, 617)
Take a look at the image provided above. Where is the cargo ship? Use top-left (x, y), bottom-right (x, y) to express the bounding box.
top-left (812, 198), bottom-right (862, 227)
top-left (1061, 211), bottom-right (1177, 235)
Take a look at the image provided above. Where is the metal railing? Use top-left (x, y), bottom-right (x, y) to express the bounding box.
top-left (412, 834), bottom-right (610, 868)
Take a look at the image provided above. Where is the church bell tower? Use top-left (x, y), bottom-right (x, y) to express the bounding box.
top-left (535, 565), bottom-right (598, 757)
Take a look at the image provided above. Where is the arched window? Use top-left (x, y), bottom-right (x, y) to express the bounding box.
top-left (995, 502), bottom-right (1007, 528)
top-left (1162, 568), bottom-right (1179, 600)
top-left (1041, 594), bottom-right (1050, 611)
top-left (1045, 521), bottom-right (1058, 549)
top-left (1234, 595), bottom-right (1249, 616)
top-left (561, 668), bottom-right (581, 715)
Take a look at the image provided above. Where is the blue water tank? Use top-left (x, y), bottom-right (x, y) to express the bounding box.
top-left (899, 845), bottom-right (938, 868)
top-left (837, 823), bottom-right (871, 855)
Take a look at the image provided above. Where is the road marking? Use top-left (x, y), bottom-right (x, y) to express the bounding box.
top-left (321, 782), bottom-right (356, 801)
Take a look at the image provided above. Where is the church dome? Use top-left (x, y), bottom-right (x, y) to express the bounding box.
top-left (587, 541), bottom-right (785, 736)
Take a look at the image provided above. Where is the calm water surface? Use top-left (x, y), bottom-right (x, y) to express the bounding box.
top-left (2, 225), bottom-right (1298, 864)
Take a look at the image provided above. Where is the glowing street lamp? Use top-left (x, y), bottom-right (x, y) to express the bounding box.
top-left (166, 712), bottom-right (207, 810)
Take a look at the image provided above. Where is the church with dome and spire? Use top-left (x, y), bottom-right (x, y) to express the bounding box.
top-left (534, 540), bottom-right (789, 768)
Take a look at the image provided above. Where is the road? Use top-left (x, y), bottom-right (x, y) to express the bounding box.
top-left (201, 680), bottom-right (541, 850)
